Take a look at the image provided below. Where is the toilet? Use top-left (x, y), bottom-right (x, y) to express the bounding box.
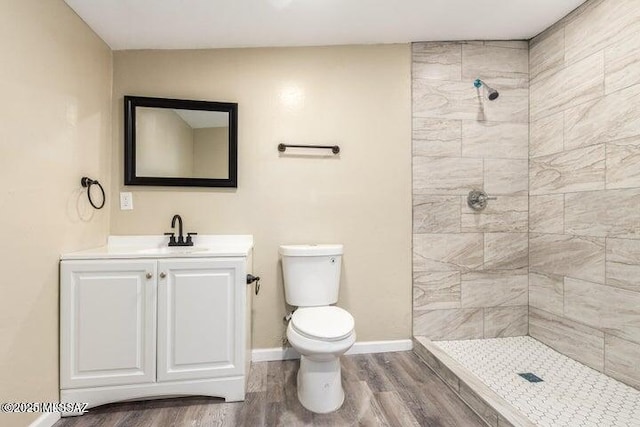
top-left (279, 244), bottom-right (356, 414)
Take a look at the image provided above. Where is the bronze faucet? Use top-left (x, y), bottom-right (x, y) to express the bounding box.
top-left (164, 215), bottom-right (197, 246)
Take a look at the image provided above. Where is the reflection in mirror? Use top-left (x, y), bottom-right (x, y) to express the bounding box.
top-left (136, 108), bottom-right (230, 179)
top-left (124, 96), bottom-right (238, 188)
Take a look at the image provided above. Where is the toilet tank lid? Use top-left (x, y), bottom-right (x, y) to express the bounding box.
top-left (279, 244), bottom-right (343, 256)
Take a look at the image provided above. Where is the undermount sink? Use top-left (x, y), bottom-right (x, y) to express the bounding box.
top-left (136, 246), bottom-right (209, 255)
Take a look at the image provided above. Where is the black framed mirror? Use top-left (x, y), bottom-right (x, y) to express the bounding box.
top-left (124, 95), bottom-right (238, 187)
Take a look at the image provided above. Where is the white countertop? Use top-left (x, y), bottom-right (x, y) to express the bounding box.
top-left (61, 235), bottom-right (254, 260)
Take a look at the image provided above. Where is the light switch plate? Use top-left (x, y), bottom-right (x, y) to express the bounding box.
top-left (120, 192), bottom-right (133, 210)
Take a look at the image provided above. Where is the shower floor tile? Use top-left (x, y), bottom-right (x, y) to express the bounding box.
top-left (434, 336), bottom-right (640, 427)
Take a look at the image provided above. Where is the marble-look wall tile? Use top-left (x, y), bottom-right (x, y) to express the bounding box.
top-left (606, 137), bottom-right (640, 189)
top-left (461, 196), bottom-right (528, 232)
top-left (413, 308), bottom-right (484, 340)
top-left (412, 118), bottom-right (461, 157)
top-left (564, 83), bottom-right (640, 150)
top-left (529, 26), bottom-right (564, 82)
top-left (461, 121), bottom-right (528, 159)
top-left (529, 112), bottom-right (563, 158)
top-left (484, 40), bottom-right (528, 49)
top-left (604, 334), bottom-right (640, 390)
top-left (485, 159), bottom-right (528, 195)
top-left (529, 272), bottom-right (564, 316)
top-left (526, 0), bottom-right (640, 390)
top-left (413, 156), bottom-right (483, 195)
top-left (413, 271), bottom-right (461, 310)
top-left (461, 44), bottom-right (529, 89)
top-left (484, 233), bottom-right (528, 270)
top-left (564, 0), bottom-right (640, 65)
top-left (565, 189), bottom-right (640, 239)
top-left (413, 78), bottom-right (528, 123)
top-left (484, 306), bottom-right (528, 338)
top-left (564, 277), bottom-right (640, 345)
top-left (461, 269), bottom-right (528, 308)
top-left (413, 233), bottom-right (483, 272)
top-left (529, 233), bottom-right (605, 283)
top-left (529, 194), bottom-right (564, 234)
top-left (413, 195), bottom-right (460, 233)
top-left (412, 42), bottom-right (461, 81)
top-left (529, 144), bottom-right (605, 195)
top-left (530, 52), bottom-right (604, 122)
top-left (605, 33), bottom-right (640, 94)
top-left (412, 39), bottom-right (529, 342)
top-left (529, 308), bottom-right (605, 372)
top-left (607, 238), bottom-right (640, 293)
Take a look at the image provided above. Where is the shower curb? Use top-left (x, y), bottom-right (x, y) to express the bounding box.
top-left (413, 336), bottom-right (536, 427)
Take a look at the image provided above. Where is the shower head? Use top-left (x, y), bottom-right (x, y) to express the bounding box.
top-left (473, 79), bottom-right (500, 101)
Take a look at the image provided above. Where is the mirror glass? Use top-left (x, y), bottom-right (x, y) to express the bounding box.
top-left (125, 96), bottom-right (238, 187)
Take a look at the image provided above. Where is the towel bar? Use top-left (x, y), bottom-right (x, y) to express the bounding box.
top-left (278, 143), bottom-right (340, 154)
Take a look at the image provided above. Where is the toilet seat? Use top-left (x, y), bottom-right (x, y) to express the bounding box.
top-left (291, 306), bottom-right (354, 342)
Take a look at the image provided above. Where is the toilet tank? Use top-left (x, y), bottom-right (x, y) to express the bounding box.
top-left (279, 244), bottom-right (343, 307)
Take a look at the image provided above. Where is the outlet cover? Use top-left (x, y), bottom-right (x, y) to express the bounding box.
top-left (120, 192), bottom-right (133, 210)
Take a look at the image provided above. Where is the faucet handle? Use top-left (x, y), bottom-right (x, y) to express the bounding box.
top-left (164, 232), bottom-right (176, 245)
top-left (186, 232), bottom-right (197, 246)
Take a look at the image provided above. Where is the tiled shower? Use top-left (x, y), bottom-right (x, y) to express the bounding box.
top-left (528, 0), bottom-right (640, 386)
top-left (412, 0), bottom-right (640, 424)
top-left (412, 40), bottom-right (530, 340)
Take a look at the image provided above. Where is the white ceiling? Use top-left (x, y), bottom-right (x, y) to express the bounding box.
top-left (64, 0), bottom-right (587, 51)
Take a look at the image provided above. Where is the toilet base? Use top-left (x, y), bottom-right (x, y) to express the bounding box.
top-left (296, 355), bottom-right (345, 413)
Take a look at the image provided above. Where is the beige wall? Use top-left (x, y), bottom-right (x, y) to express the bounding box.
top-left (111, 45), bottom-right (413, 348)
top-left (193, 127), bottom-right (229, 178)
top-left (136, 108), bottom-right (194, 177)
top-left (0, 1), bottom-right (112, 425)
top-left (411, 41), bottom-right (530, 340)
top-left (529, 0), bottom-right (640, 390)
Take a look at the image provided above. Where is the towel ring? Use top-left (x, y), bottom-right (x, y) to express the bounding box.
top-left (81, 177), bottom-right (105, 210)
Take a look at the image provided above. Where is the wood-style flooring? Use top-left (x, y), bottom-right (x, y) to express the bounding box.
top-left (55, 351), bottom-right (485, 426)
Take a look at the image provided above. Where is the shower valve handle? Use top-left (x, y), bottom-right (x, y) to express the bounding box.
top-left (467, 190), bottom-right (496, 211)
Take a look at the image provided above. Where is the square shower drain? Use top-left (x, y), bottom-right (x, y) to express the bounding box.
top-left (518, 373), bottom-right (543, 383)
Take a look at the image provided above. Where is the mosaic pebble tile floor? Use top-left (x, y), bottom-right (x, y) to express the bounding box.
top-left (434, 336), bottom-right (640, 427)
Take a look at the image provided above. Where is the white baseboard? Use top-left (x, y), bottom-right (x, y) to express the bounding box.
top-left (252, 346), bottom-right (301, 362)
top-left (345, 339), bottom-right (413, 356)
top-left (252, 339), bottom-right (413, 362)
top-left (29, 412), bottom-right (61, 427)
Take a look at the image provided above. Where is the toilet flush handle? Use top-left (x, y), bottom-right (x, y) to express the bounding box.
top-left (284, 309), bottom-right (296, 322)
top-left (246, 274), bottom-right (261, 295)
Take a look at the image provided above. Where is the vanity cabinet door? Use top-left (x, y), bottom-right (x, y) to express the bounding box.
top-left (60, 260), bottom-right (157, 389)
top-left (156, 258), bottom-right (246, 382)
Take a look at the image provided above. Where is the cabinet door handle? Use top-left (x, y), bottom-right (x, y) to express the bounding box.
top-left (146, 272), bottom-right (153, 279)
top-left (159, 272), bottom-right (166, 279)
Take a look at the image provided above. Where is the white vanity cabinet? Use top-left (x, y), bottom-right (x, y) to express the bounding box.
top-left (60, 260), bottom-right (158, 389)
top-left (156, 258), bottom-right (244, 382)
top-left (59, 235), bottom-right (253, 414)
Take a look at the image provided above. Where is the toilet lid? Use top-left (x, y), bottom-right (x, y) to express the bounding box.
top-left (291, 306), bottom-right (355, 341)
